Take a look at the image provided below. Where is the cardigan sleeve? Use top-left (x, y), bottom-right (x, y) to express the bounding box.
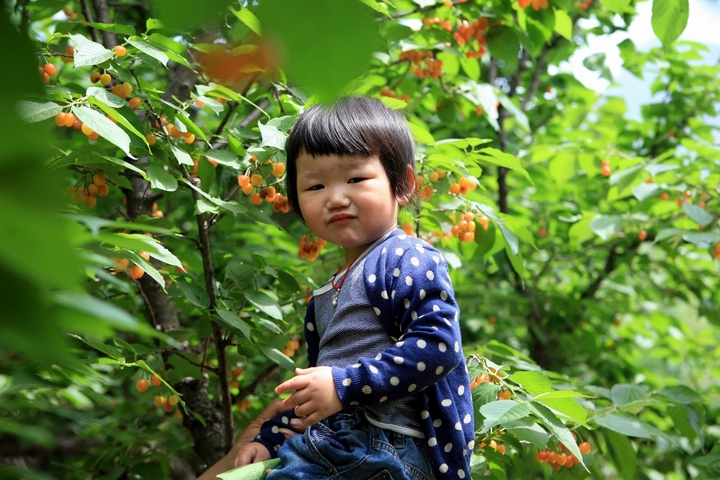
top-left (331, 236), bottom-right (466, 408)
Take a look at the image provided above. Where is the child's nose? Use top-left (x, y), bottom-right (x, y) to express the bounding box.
top-left (326, 186), bottom-right (350, 208)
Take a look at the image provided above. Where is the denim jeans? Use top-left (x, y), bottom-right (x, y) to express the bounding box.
top-left (266, 410), bottom-right (435, 480)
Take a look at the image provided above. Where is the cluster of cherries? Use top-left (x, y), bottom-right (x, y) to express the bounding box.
top-left (111, 251), bottom-right (149, 280)
top-left (282, 339), bottom-right (301, 358)
top-left (136, 375), bottom-right (179, 413)
top-left (298, 235), bottom-right (327, 262)
top-left (55, 111), bottom-right (101, 141)
top-left (66, 172), bottom-right (109, 209)
top-left (399, 50), bottom-right (444, 79)
top-left (535, 438), bottom-right (592, 470)
top-left (237, 156), bottom-right (290, 212)
top-left (453, 18), bottom-right (489, 59)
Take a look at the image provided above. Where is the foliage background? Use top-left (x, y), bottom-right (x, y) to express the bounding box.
top-left (1, 0), bottom-right (719, 478)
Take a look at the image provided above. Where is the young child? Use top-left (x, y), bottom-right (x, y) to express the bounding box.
top-left (235, 97), bottom-right (474, 479)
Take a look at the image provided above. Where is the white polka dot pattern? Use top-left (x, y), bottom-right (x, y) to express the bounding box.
top-left (292, 230), bottom-right (473, 480)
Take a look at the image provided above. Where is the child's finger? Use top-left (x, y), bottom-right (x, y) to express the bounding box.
top-left (275, 375), bottom-right (308, 395)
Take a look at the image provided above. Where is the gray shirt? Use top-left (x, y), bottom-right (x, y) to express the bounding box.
top-left (314, 244), bottom-right (424, 438)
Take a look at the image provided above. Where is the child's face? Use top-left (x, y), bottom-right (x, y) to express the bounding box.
top-left (296, 153), bottom-right (405, 264)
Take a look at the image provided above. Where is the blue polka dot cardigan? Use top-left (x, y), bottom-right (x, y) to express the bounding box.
top-left (253, 229), bottom-right (475, 479)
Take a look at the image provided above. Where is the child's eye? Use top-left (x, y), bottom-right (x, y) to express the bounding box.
top-left (348, 177), bottom-right (366, 184)
top-left (307, 184), bottom-right (324, 191)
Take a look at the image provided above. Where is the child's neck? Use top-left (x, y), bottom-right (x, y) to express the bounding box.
top-left (339, 227), bottom-right (396, 271)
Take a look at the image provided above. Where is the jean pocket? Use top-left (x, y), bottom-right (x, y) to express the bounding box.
top-left (307, 421), bottom-right (336, 445)
top-left (367, 469), bottom-right (397, 480)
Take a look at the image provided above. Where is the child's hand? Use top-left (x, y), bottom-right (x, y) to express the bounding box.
top-left (276, 367), bottom-right (343, 426)
top-left (234, 442), bottom-right (272, 468)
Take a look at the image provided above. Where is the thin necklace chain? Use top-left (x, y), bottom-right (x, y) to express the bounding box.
top-left (331, 256), bottom-right (358, 291)
top-left (331, 256), bottom-right (358, 306)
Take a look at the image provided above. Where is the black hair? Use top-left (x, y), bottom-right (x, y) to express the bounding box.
top-left (285, 96), bottom-right (416, 221)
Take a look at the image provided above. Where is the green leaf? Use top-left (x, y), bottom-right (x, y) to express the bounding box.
top-left (645, 164), bottom-right (679, 176)
top-left (170, 143), bottom-right (194, 166)
top-left (459, 82), bottom-right (498, 130)
top-left (459, 56), bottom-right (480, 81)
top-left (146, 163), bottom-right (178, 192)
top-left (554, 9), bottom-right (573, 40)
top-left (205, 150), bottom-right (242, 170)
top-left (379, 96), bottom-right (408, 110)
top-left (683, 231), bottom-right (720, 245)
top-left (88, 97), bottom-right (148, 146)
top-left (651, 0), bottom-right (689, 48)
top-left (0, 418), bottom-right (55, 448)
top-left (656, 385), bottom-right (704, 404)
top-left (86, 87), bottom-right (124, 108)
top-left (82, 22), bottom-right (135, 36)
top-left (611, 384), bottom-right (648, 406)
top-left (257, 0), bottom-right (381, 100)
top-left (535, 396), bottom-right (588, 426)
top-left (146, 18), bottom-right (164, 31)
top-left (605, 429), bottom-right (638, 480)
top-left (259, 122), bottom-right (287, 149)
top-left (631, 182), bottom-right (659, 201)
top-left (509, 371), bottom-right (552, 396)
top-left (529, 403), bottom-right (587, 470)
top-left (506, 423), bottom-right (549, 448)
top-left (682, 203), bottom-right (713, 227)
top-left (549, 152), bottom-right (576, 185)
top-left (176, 281), bottom-right (210, 308)
top-left (16, 101), bottom-right (61, 123)
top-left (244, 290), bottom-right (283, 321)
top-left (259, 345), bottom-right (296, 371)
top-left (100, 155), bottom-right (149, 180)
top-left (407, 121), bottom-right (435, 146)
top-left (479, 400), bottom-right (531, 433)
top-left (71, 105), bottom-right (133, 158)
top-left (499, 224), bottom-right (519, 256)
top-left (215, 310), bottom-right (252, 341)
top-left (475, 148), bottom-right (532, 183)
top-left (569, 215), bottom-right (596, 246)
top-left (486, 26), bottom-right (519, 65)
top-left (69, 33), bottom-right (114, 67)
top-left (668, 404), bottom-right (699, 442)
top-left (652, 227), bottom-right (683, 244)
top-left (599, 0), bottom-right (631, 12)
top-left (127, 37), bottom-right (169, 67)
top-left (594, 413), bottom-right (654, 438)
top-left (70, 333), bottom-right (122, 359)
top-left (217, 459), bottom-right (281, 480)
top-left (231, 6), bottom-right (262, 35)
top-left (358, 0), bottom-right (389, 14)
top-left (589, 215), bottom-right (623, 241)
top-left (503, 215), bottom-right (536, 248)
top-left (497, 94), bottom-right (530, 132)
top-left (54, 292), bottom-right (144, 333)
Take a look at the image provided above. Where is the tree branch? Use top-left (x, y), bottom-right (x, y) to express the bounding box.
top-left (185, 172), bottom-right (234, 450)
top-left (581, 243), bottom-right (620, 300)
top-left (78, 0), bottom-right (100, 43)
top-left (90, 0), bottom-right (117, 48)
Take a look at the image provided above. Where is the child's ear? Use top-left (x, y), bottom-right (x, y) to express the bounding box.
top-left (398, 165), bottom-right (415, 206)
